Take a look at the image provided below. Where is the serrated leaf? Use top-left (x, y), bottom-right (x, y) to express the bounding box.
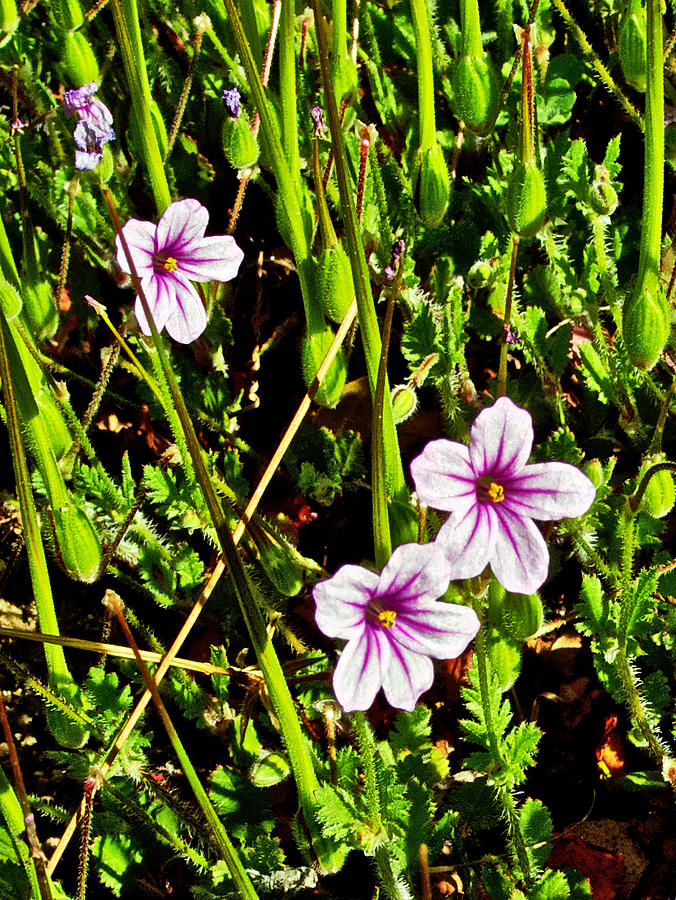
top-left (313, 784), bottom-right (362, 844)
top-left (402, 302), bottom-right (443, 370)
top-left (627, 568), bottom-right (658, 637)
top-left (518, 799), bottom-right (552, 872)
top-left (579, 342), bottom-right (615, 404)
top-left (527, 868), bottom-right (570, 900)
top-left (390, 706), bottom-right (432, 754)
top-left (92, 833), bottom-right (143, 897)
top-left (576, 575), bottom-right (611, 637)
top-left (503, 723), bottom-right (542, 784)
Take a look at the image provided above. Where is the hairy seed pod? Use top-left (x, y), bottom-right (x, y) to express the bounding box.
top-left (506, 159), bottom-right (546, 238)
top-left (24, 280), bottom-right (58, 341)
top-left (619, 0), bottom-right (647, 93)
top-left (317, 243), bottom-right (354, 324)
top-left (638, 454), bottom-right (676, 518)
top-left (623, 279), bottom-right (670, 369)
top-left (419, 143), bottom-right (450, 228)
top-left (451, 54), bottom-right (499, 135)
top-left (61, 30), bottom-right (99, 86)
top-left (223, 115), bottom-right (259, 170)
top-left (500, 592), bottom-right (544, 640)
top-left (52, 504), bottom-right (102, 583)
top-left (387, 498), bottom-right (420, 548)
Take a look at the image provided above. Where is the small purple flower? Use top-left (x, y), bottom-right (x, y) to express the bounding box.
top-left (411, 397), bottom-right (596, 594)
top-left (384, 239), bottom-right (406, 282)
top-left (73, 118), bottom-right (114, 171)
top-left (115, 198), bottom-right (244, 344)
top-left (63, 83), bottom-right (115, 170)
top-left (313, 543), bottom-right (480, 712)
top-left (310, 105), bottom-right (327, 139)
top-left (223, 87), bottom-right (241, 119)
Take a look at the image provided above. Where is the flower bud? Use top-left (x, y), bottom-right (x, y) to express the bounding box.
top-left (589, 179), bottom-right (618, 216)
top-left (61, 30), bottom-right (99, 87)
top-left (52, 504), bottom-right (102, 583)
top-left (506, 159), bottom-right (546, 238)
top-left (500, 591), bottom-right (544, 640)
top-left (317, 243), bottom-right (354, 323)
top-left (451, 54), bottom-right (499, 135)
top-left (301, 328), bottom-right (347, 408)
top-left (419, 143), bottom-right (450, 227)
top-left (467, 259), bottom-right (496, 290)
top-left (251, 522), bottom-right (304, 597)
top-left (623, 276), bottom-right (670, 369)
top-left (390, 384), bottom-right (418, 424)
top-left (54, 0), bottom-right (84, 31)
top-left (223, 115), bottom-right (259, 170)
top-left (638, 454), bottom-right (676, 518)
top-left (619, 0), bottom-right (647, 93)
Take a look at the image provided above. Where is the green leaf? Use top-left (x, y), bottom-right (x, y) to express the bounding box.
top-left (402, 301), bottom-right (443, 370)
top-left (390, 706), bottom-right (433, 755)
top-left (527, 869), bottom-right (571, 900)
top-left (92, 833), bottom-right (143, 897)
top-left (576, 575), bottom-right (612, 637)
top-left (626, 568), bottom-right (658, 637)
top-left (503, 723), bottom-right (542, 784)
top-left (579, 342), bottom-right (616, 404)
top-left (518, 799), bottom-right (552, 873)
top-left (313, 784), bottom-right (362, 844)
top-left (249, 751), bottom-right (291, 788)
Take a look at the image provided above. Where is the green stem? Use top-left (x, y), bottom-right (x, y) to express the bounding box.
top-left (409, 0), bottom-right (437, 152)
top-left (637, 0), bottom-right (664, 288)
top-left (474, 625), bottom-right (531, 884)
top-left (372, 294), bottom-right (394, 569)
top-left (279, 0), bottom-right (300, 180)
top-left (497, 236), bottom-right (519, 397)
top-left (591, 215), bottom-right (620, 327)
top-left (311, 0), bottom-right (406, 498)
top-left (332, 0), bottom-right (348, 64)
top-left (550, 0), bottom-right (643, 132)
top-left (460, 0), bottom-right (484, 58)
top-left (109, 594), bottom-right (260, 900)
top-left (615, 512), bottom-right (665, 761)
top-left (109, 193), bottom-right (339, 870)
top-left (109, 0), bottom-right (171, 213)
top-left (0, 316), bottom-right (85, 747)
top-left (352, 712), bottom-right (381, 830)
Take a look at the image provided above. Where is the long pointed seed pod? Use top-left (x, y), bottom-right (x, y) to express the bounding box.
top-left (506, 24), bottom-right (546, 238)
top-left (622, 0), bottom-right (670, 369)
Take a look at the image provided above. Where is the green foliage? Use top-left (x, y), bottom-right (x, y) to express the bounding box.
top-left (286, 425), bottom-right (366, 506)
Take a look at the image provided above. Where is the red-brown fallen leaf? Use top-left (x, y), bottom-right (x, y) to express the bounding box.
top-left (547, 834), bottom-right (625, 900)
top-left (439, 646), bottom-right (474, 703)
top-left (596, 714), bottom-right (627, 777)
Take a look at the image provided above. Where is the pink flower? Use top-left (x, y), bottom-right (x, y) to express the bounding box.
top-left (313, 543), bottom-right (480, 712)
top-left (410, 397), bottom-right (596, 594)
top-left (116, 199), bottom-right (244, 344)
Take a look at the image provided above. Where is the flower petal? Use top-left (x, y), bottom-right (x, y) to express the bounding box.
top-left (157, 199), bottom-right (208, 254)
top-left (332, 628), bottom-right (389, 712)
top-left (392, 603), bottom-right (480, 658)
top-left (134, 274), bottom-right (172, 335)
top-left (381, 643), bottom-right (434, 711)
top-left (490, 506), bottom-right (549, 593)
top-left (177, 235), bottom-right (245, 283)
top-left (314, 564), bottom-right (377, 640)
top-left (162, 273), bottom-right (207, 343)
top-left (469, 397), bottom-right (533, 479)
top-left (410, 439), bottom-right (477, 514)
top-left (116, 219), bottom-right (156, 276)
top-left (376, 543), bottom-right (451, 609)
top-left (503, 462), bottom-right (596, 521)
top-left (434, 502), bottom-right (495, 580)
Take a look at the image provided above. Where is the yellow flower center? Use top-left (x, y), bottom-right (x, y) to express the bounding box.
top-left (487, 482), bottom-right (505, 503)
top-left (378, 610), bottom-right (397, 629)
top-left (163, 256), bottom-right (178, 272)
top-left (476, 476), bottom-right (506, 504)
